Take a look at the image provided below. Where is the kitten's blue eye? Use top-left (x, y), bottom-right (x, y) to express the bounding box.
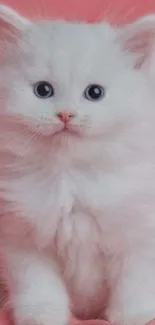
top-left (84, 84), bottom-right (105, 101)
top-left (34, 81), bottom-right (54, 98)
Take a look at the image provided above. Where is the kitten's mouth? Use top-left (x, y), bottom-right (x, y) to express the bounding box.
top-left (55, 124), bottom-right (82, 137)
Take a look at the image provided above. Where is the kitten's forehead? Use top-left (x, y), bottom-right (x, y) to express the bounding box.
top-left (16, 21), bottom-right (128, 84)
top-left (24, 20), bottom-right (118, 63)
top-left (19, 20), bottom-right (121, 81)
top-left (37, 20), bottom-right (116, 45)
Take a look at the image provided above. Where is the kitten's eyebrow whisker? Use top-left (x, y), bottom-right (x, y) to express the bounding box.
top-left (38, 0), bottom-right (49, 19)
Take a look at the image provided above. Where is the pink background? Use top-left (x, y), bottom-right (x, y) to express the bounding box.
top-left (2, 0), bottom-right (155, 24)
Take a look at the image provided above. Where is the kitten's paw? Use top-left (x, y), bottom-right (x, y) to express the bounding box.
top-left (107, 307), bottom-right (155, 325)
top-left (13, 302), bottom-right (70, 325)
top-left (13, 288), bottom-right (70, 325)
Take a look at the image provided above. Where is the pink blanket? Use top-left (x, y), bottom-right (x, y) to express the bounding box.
top-left (0, 311), bottom-right (155, 325)
top-left (0, 313), bottom-right (113, 325)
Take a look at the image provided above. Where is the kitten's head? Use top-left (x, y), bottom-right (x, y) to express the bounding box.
top-left (0, 6), bottom-right (155, 141)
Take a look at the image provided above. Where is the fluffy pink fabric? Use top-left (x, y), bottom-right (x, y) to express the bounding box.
top-left (0, 311), bottom-right (155, 325)
top-left (0, 311), bottom-right (14, 325)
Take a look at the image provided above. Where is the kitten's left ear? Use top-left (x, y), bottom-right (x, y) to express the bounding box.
top-left (0, 4), bottom-right (30, 37)
top-left (118, 15), bottom-right (155, 68)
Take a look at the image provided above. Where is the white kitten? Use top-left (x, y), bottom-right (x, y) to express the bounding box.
top-left (0, 5), bottom-right (155, 325)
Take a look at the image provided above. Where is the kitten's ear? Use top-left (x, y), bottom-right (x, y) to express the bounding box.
top-left (0, 5), bottom-right (30, 38)
top-left (118, 15), bottom-right (155, 68)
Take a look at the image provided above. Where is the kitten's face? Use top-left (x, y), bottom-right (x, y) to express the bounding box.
top-left (0, 12), bottom-right (150, 140)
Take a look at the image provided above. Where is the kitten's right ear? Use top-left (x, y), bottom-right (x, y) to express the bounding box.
top-left (0, 5), bottom-right (30, 38)
top-left (118, 14), bottom-right (155, 68)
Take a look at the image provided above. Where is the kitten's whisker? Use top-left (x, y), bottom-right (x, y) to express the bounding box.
top-left (24, 133), bottom-right (39, 147)
top-left (4, 130), bottom-right (40, 154)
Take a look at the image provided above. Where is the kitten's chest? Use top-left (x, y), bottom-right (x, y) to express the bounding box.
top-left (6, 164), bottom-right (101, 235)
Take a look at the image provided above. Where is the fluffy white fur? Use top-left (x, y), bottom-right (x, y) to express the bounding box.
top-left (0, 5), bottom-right (155, 325)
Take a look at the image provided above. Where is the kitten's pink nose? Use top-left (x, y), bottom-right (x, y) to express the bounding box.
top-left (57, 112), bottom-right (74, 124)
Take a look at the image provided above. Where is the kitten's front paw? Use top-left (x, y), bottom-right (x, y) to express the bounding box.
top-left (13, 287), bottom-right (70, 325)
top-left (107, 307), bottom-right (155, 325)
top-left (13, 302), bottom-right (70, 325)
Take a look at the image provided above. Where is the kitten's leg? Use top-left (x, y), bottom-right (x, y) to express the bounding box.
top-left (106, 252), bottom-right (155, 325)
top-left (5, 247), bottom-right (70, 325)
